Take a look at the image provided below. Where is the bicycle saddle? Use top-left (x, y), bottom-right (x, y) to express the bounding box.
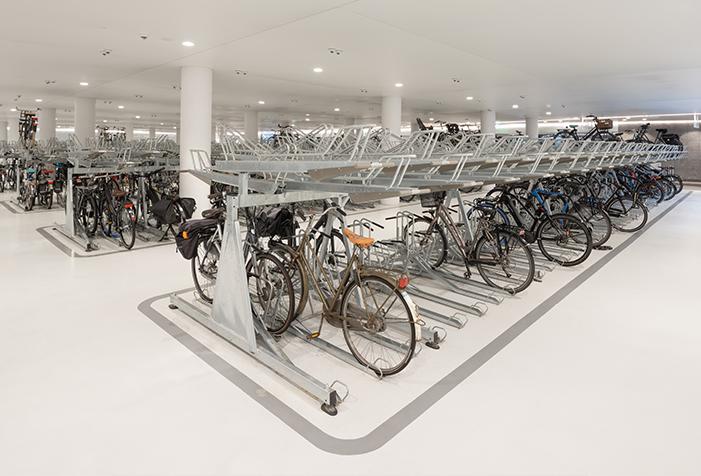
top-left (342, 228), bottom-right (375, 249)
top-left (202, 207), bottom-right (224, 219)
top-left (656, 128), bottom-right (668, 133)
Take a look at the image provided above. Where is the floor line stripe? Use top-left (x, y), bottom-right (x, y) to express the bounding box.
top-left (138, 192), bottom-right (692, 455)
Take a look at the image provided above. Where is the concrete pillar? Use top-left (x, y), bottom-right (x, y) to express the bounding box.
top-left (526, 116), bottom-right (539, 138)
top-left (0, 121), bottom-right (7, 142)
top-left (480, 109), bottom-right (496, 135)
top-left (148, 127), bottom-right (156, 139)
top-left (8, 118), bottom-right (19, 142)
top-left (382, 96), bottom-right (402, 136)
top-left (244, 110), bottom-right (258, 143)
top-left (37, 108), bottom-right (56, 141)
top-left (124, 122), bottom-right (134, 141)
top-left (74, 98), bottom-right (96, 145)
top-left (175, 126), bottom-right (180, 144)
top-left (179, 65), bottom-right (212, 211)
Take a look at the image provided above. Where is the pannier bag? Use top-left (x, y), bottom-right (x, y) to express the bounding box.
top-left (152, 197), bottom-right (197, 225)
top-left (254, 206), bottom-right (295, 238)
top-left (175, 218), bottom-right (218, 260)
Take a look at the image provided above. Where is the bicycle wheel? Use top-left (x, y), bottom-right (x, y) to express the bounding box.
top-left (269, 242), bottom-right (309, 319)
top-left (659, 178), bottom-right (676, 201)
top-left (99, 198), bottom-right (112, 237)
top-left (341, 275), bottom-right (415, 376)
top-left (536, 213), bottom-right (593, 266)
top-left (248, 252), bottom-right (295, 335)
top-left (79, 195), bottom-right (98, 236)
top-left (192, 235), bottom-right (220, 303)
top-left (638, 181), bottom-right (663, 207)
top-left (666, 175), bottom-right (683, 195)
top-left (45, 191), bottom-right (53, 209)
top-left (474, 230), bottom-right (535, 294)
top-left (605, 196), bottom-right (648, 232)
top-left (402, 217), bottom-right (447, 268)
top-left (118, 201), bottom-right (137, 249)
top-left (574, 203), bottom-right (612, 248)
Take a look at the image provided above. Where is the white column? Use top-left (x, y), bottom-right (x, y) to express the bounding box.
top-left (175, 126), bottom-right (180, 144)
top-left (148, 127), bottom-right (156, 139)
top-left (8, 118), bottom-right (19, 142)
top-left (0, 121), bottom-right (7, 142)
top-left (37, 108), bottom-right (56, 141)
top-left (124, 122), bottom-right (134, 141)
top-left (244, 111), bottom-right (259, 142)
top-left (480, 109), bottom-right (496, 134)
top-left (179, 65), bottom-right (212, 211)
top-left (74, 98), bottom-right (96, 145)
top-left (526, 116), bottom-right (539, 138)
top-left (382, 96), bottom-right (402, 136)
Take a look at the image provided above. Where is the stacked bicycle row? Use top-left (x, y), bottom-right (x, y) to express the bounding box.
top-left (173, 161), bottom-right (683, 378)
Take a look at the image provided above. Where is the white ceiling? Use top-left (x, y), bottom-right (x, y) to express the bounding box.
top-left (2, 0), bottom-right (701, 129)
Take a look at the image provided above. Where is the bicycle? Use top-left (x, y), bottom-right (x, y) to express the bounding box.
top-left (97, 175), bottom-right (137, 249)
top-left (405, 191), bottom-right (535, 293)
top-left (279, 206), bottom-right (418, 376)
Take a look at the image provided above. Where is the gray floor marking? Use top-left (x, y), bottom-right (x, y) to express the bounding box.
top-left (0, 201), bottom-right (19, 214)
top-left (36, 225), bottom-right (174, 258)
top-left (137, 192), bottom-right (692, 455)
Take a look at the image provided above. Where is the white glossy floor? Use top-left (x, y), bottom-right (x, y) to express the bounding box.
top-left (1, 191), bottom-right (700, 476)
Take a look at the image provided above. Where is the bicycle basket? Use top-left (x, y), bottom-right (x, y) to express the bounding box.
top-left (596, 119), bottom-right (613, 130)
top-left (419, 191), bottom-right (446, 208)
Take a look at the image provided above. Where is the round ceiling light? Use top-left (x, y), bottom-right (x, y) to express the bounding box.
top-left (135, 115), bottom-right (141, 119)
top-left (118, 105), bottom-right (124, 109)
top-left (466, 96), bottom-right (474, 101)
top-left (545, 111), bottom-right (552, 116)
top-left (79, 82), bottom-right (89, 86)
top-left (181, 41), bottom-right (195, 47)
top-left (512, 104), bottom-right (519, 109)
top-left (334, 107), bottom-right (340, 112)
top-left (394, 83), bottom-right (404, 88)
top-left (257, 100), bottom-right (265, 105)
top-left (35, 99), bottom-right (43, 103)
top-left (313, 67), bottom-right (323, 73)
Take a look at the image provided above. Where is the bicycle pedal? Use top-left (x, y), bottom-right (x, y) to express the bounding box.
top-left (306, 332), bottom-right (320, 340)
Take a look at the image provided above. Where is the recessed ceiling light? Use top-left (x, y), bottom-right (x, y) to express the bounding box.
top-left (79, 82), bottom-right (89, 86)
top-left (512, 104), bottom-right (519, 109)
top-left (545, 111), bottom-right (552, 116)
top-left (35, 99), bottom-right (43, 103)
top-left (625, 116), bottom-right (631, 119)
top-left (10, 108), bottom-right (16, 112)
top-left (305, 113), bottom-right (310, 116)
top-left (429, 117), bottom-right (435, 121)
top-left (395, 83), bottom-right (404, 88)
top-left (181, 41), bottom-right (195, 47)
top-left (102, 120), bottom-right (107, 123)
top-left (173, 126), bottom-right (177, 130)
top-left (313, 67), bottom-right (323, 73)
top-left (546, 104), bottom-right (551, 108)
top-left (642, 117), bottom-right (647, 121)
top-left (257, 100), bottom-right (265, 105)
top-left (117, 105), bottom-right (125, 110)
top-left (334, 107), bottom-right (340, 112)
top-left (160, 122), bottom-right (164, 125)
top-left (135, 115), bottom-right (141, 119)
top-left (305, 118), bottom-right (310, 121)
top-left (466, 96), bottom-right (474, 101)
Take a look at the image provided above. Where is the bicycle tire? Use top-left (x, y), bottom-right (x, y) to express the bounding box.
top-left (248, 252), bottom-right (295, 335)
top-left (341, 275), bottom-right (416, 376)
top-left (605, 196), bottom-right (648, 232)
top-left (192, 234), bottom-right (220, 303)
top-left (536, 213), bottom-right (593, 266)
top-left (402, 217), bottom-right (448, 269)
top-left (269, 242), bottom-right (309, 319)
top-left (118, 202), bottom-right (137, 249)
top-left (474, 230), bottom-right (535, 294)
